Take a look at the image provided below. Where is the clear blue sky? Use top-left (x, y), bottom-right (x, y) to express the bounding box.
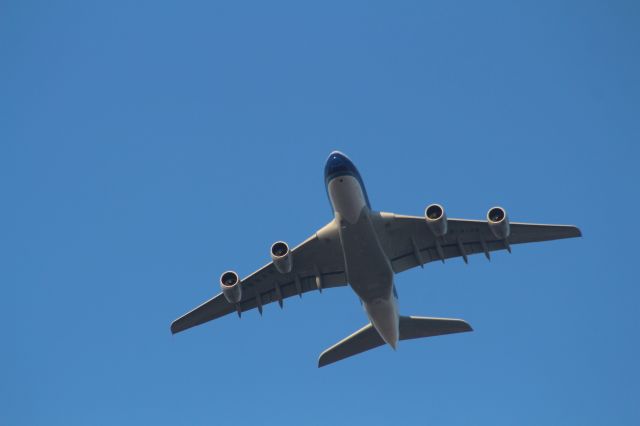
top-left (2, 1), bottom-right (639, 425)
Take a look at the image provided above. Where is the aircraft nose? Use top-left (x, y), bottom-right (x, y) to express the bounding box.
top-left (326, 150), bottom-right (347, 164)
top-left (324, 151), bottom-right (355, 182)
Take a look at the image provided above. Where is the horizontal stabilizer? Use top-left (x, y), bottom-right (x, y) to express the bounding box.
top-left (318, 316), bottom-right (472, 367)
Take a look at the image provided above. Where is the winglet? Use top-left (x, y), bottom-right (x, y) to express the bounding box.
top-left (169, 293), bottom-right (235, 335)
top-left (171, 317), bottom-right (190, 335)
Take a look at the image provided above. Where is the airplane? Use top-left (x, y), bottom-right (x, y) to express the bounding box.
top-left (171, 151), bottom-right (581, 367)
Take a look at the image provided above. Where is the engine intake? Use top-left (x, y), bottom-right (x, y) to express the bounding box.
top-left (425, 203), bottom-right (447, 237)
top-left (220, 270), bottom-right (242, 303)
top-left (487, 206), bottom-right (510, 239)
top-left (271, 241), bottom-right (293, 274)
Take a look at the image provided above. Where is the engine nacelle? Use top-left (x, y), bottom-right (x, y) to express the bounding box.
top-left (271, 241), bottom-right (293, 274)
top-left (425, 203), bottom-right (447, 237)
top-left (487, 206), bottom-right (510, 239)
top-left (220, 271), bottom-right (242, 303)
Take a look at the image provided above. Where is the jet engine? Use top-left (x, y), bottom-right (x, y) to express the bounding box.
top-left (271, 241), bottom-right (293, 274)
top-left (220, 271), bottom-right (242, 303)
top-left (425, 203), bottom-right (447, 236)
top-left (487, 206), bottom-right (510, 239)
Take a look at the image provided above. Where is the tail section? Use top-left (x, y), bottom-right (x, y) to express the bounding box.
top-left (318, 316), bottom-right (472, 367)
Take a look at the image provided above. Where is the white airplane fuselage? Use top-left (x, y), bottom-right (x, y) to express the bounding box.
top-left (326, 160), bottom-right (399, 349)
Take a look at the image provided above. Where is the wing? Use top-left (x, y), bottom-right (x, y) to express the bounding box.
top-left (171, 220), bottom-right (346, 334)
top-left (375, 213), bottom-right (581, 273)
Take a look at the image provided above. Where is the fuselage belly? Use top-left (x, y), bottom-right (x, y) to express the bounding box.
top-left (325, 158), bottom-right (399, 348)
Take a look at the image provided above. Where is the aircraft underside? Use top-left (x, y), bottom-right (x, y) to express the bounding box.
top-left (170, 151), bottom-right (581, 367)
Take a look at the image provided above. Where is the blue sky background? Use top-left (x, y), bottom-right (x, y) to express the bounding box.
top-left (2, 1), bottom-right (639, 425)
